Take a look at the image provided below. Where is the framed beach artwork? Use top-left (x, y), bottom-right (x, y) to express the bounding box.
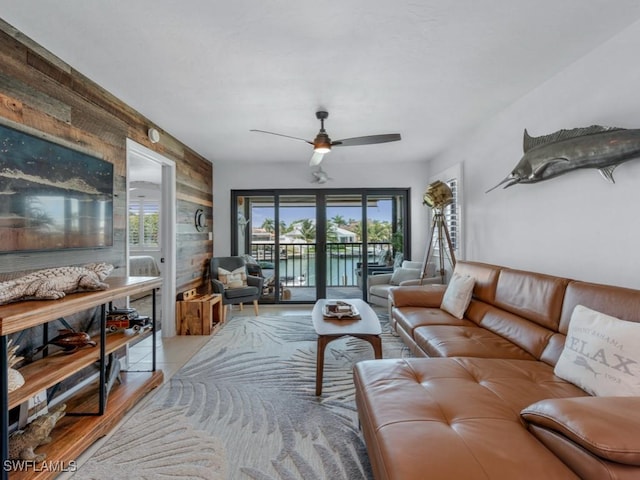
top-left (0, 123), bottom-right (113, 253)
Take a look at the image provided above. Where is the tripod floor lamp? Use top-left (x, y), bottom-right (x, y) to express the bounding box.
top-left (421, 180), bottom-right (456, 284)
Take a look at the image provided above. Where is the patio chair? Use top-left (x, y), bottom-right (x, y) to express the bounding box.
top-left (356, 251), bottom-right (402, 288)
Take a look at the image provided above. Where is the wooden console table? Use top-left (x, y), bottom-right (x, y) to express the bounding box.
top-left (0, 276), bottom-right (163, 480)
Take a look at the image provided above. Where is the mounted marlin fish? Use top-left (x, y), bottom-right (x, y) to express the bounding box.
top-left (487, 125), bottom-right (640, 192)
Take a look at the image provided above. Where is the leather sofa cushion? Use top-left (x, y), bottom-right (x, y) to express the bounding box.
top-left (354, 357), bottom-right (586, 480)
top-left (453, 261), bottom-right (501, 304)
top-left (560, 280), bottom-right (640, 334)
top-left (414, 325), bottom-right (536, 359)
top-left (478, 304), bottom-right (556, 359)
top-left (393, 307), bottom-right (475, 337)
top-left (494, 268), bottom-right (568, 330)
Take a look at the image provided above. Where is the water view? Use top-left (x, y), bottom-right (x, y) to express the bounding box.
top-left (254, 242), bottom-right (391, 289)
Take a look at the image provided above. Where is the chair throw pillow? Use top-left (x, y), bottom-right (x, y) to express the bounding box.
top-left (218, 266), bottom-right (247, 289)
top-left (554, 305), bottom-right (640, 396)
top-left (440, 273), bottom-right (475, 319)
top-left (390, 267), bottom-right (420, 286)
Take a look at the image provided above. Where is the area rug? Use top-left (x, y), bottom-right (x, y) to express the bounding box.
top-left (71, 307), bottom-right (412, 480)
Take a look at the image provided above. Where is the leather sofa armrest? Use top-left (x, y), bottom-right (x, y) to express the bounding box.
top-left (521, 396), bottom-right (640, 466)
top-left (389, 284), bottom-right (447, 308)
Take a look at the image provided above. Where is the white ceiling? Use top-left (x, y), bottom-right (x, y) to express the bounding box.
top-left (3, 1), bottom-right (640, 168)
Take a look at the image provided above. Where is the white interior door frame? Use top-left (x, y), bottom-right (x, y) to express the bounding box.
top-left (126, 138), bottom-right (177, 337)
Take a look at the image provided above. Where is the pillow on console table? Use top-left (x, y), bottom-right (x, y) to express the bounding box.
top-left (554, 305), bottom-right (640, 396)
top-left (218, 266), bottom-right (247, 289)
top-left (440, 273), bottom-right (475, 319)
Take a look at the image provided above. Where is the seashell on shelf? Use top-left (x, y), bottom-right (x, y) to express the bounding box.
top-left (9, 368), bottom-right (25, 393)
top-left (7, 339), bottom-right (25, 393)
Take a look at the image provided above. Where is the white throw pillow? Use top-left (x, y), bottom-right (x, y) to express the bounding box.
top-left (440, 273), bottom-right (475, 319)
top-left (390, 267), bottom-right (420, 286)
top-left (218, 266), bottom-right (247, 289)
top-left (554, 305), bottom-right (640, 396)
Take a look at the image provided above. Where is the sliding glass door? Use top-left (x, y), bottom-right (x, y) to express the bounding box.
top-left (232, 189), bottom-right (410, 304)
top-left (325, 193), bottom-right (364, 299)
top-left (278, 194), bottom-right (318, 301)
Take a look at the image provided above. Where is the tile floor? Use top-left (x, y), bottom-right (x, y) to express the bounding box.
top-left (125, 332), bottom-right (210, 381)
top-left (101, 303), bottom-right (319, 386)
top-left (126, 303), bottom-right (315, 380)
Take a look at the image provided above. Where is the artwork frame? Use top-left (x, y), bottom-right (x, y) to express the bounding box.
top-left (0, 122), bottom-right (113, 253)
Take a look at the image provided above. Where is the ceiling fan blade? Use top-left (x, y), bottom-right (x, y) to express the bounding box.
top-left (310, 151), bottom-right (325, 166)
top-left (332, 133), bottom-right (401, 147)
top-left (250, 129), bottom-right (313, 145)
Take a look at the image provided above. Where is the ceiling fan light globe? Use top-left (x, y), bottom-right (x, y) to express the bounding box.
top-left (313, 132), bottom-right (332, 153)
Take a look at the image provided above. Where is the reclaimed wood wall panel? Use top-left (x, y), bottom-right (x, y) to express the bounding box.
top-left (0, 22), bottom-right (213, 294)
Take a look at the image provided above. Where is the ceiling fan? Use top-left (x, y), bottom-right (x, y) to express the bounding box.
top-left (250, 111), bottom-right (401, 166)
top-left (311, 166), bottom-right (331, 184)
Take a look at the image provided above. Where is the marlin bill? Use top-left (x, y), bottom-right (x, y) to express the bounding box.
top-left (487, 125), bottom-right (640, 192)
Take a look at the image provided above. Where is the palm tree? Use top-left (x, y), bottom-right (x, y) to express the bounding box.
top-left (261, 218), bottom-right (275, 233)
top-left (351, 222), bottom-right (362, 241)
top-left (367, 219), bottom-right (391, 242)
top-left (326, 221), bottom-right (338, 243)
top-left (331, 214), bottom-right (346, 227)
top-left (280, 220), bottom-right (291, 234)
top-left (298, 219), bottom-right (316, 243)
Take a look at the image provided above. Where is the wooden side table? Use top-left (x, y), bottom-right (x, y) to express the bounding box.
top-left (176, 292), bottom-right (223, 335)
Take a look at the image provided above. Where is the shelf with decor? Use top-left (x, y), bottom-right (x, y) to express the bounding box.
top-left (8, 332), bottom-right (151, 410)
top-left (0, 276), bottom-right (163, 480)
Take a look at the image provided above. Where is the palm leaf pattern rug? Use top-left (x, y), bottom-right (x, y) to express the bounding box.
top-left (71, 307), bottom-right (411, 480)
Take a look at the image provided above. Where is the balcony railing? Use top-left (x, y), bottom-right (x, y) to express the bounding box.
top-left (250, 242), bottom-right (393, 288)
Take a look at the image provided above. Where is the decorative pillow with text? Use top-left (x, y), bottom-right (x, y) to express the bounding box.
top-left (554, 305), bottom-right (640, 396)
top-left (440, 273), bottom-right (475, 319)
top-left (218, 266), bottom-right (247, 289)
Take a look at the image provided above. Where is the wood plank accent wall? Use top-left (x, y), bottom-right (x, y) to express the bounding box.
top-left (0, 20), bottom-right (213, 292)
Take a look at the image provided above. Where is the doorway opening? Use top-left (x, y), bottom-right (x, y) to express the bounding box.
top-left (232, 188), bottom-right (410, 303)
top-left (126, 139), bottom-right (177, 336)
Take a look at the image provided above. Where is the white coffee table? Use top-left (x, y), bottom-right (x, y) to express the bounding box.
top-left (312, 298), bottom-right (382, 395)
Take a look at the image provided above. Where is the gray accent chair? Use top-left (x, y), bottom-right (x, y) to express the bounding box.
top-left (368, 261), bottom-right (440, 307)
top-left (210, 256), bottom-right (264, 321)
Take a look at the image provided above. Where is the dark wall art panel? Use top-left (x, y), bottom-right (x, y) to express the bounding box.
top-left (0, 123), bottom-right (113, 252)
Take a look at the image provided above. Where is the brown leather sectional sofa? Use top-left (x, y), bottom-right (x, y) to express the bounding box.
top-left (354, 261), bottom-right (640, 479)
